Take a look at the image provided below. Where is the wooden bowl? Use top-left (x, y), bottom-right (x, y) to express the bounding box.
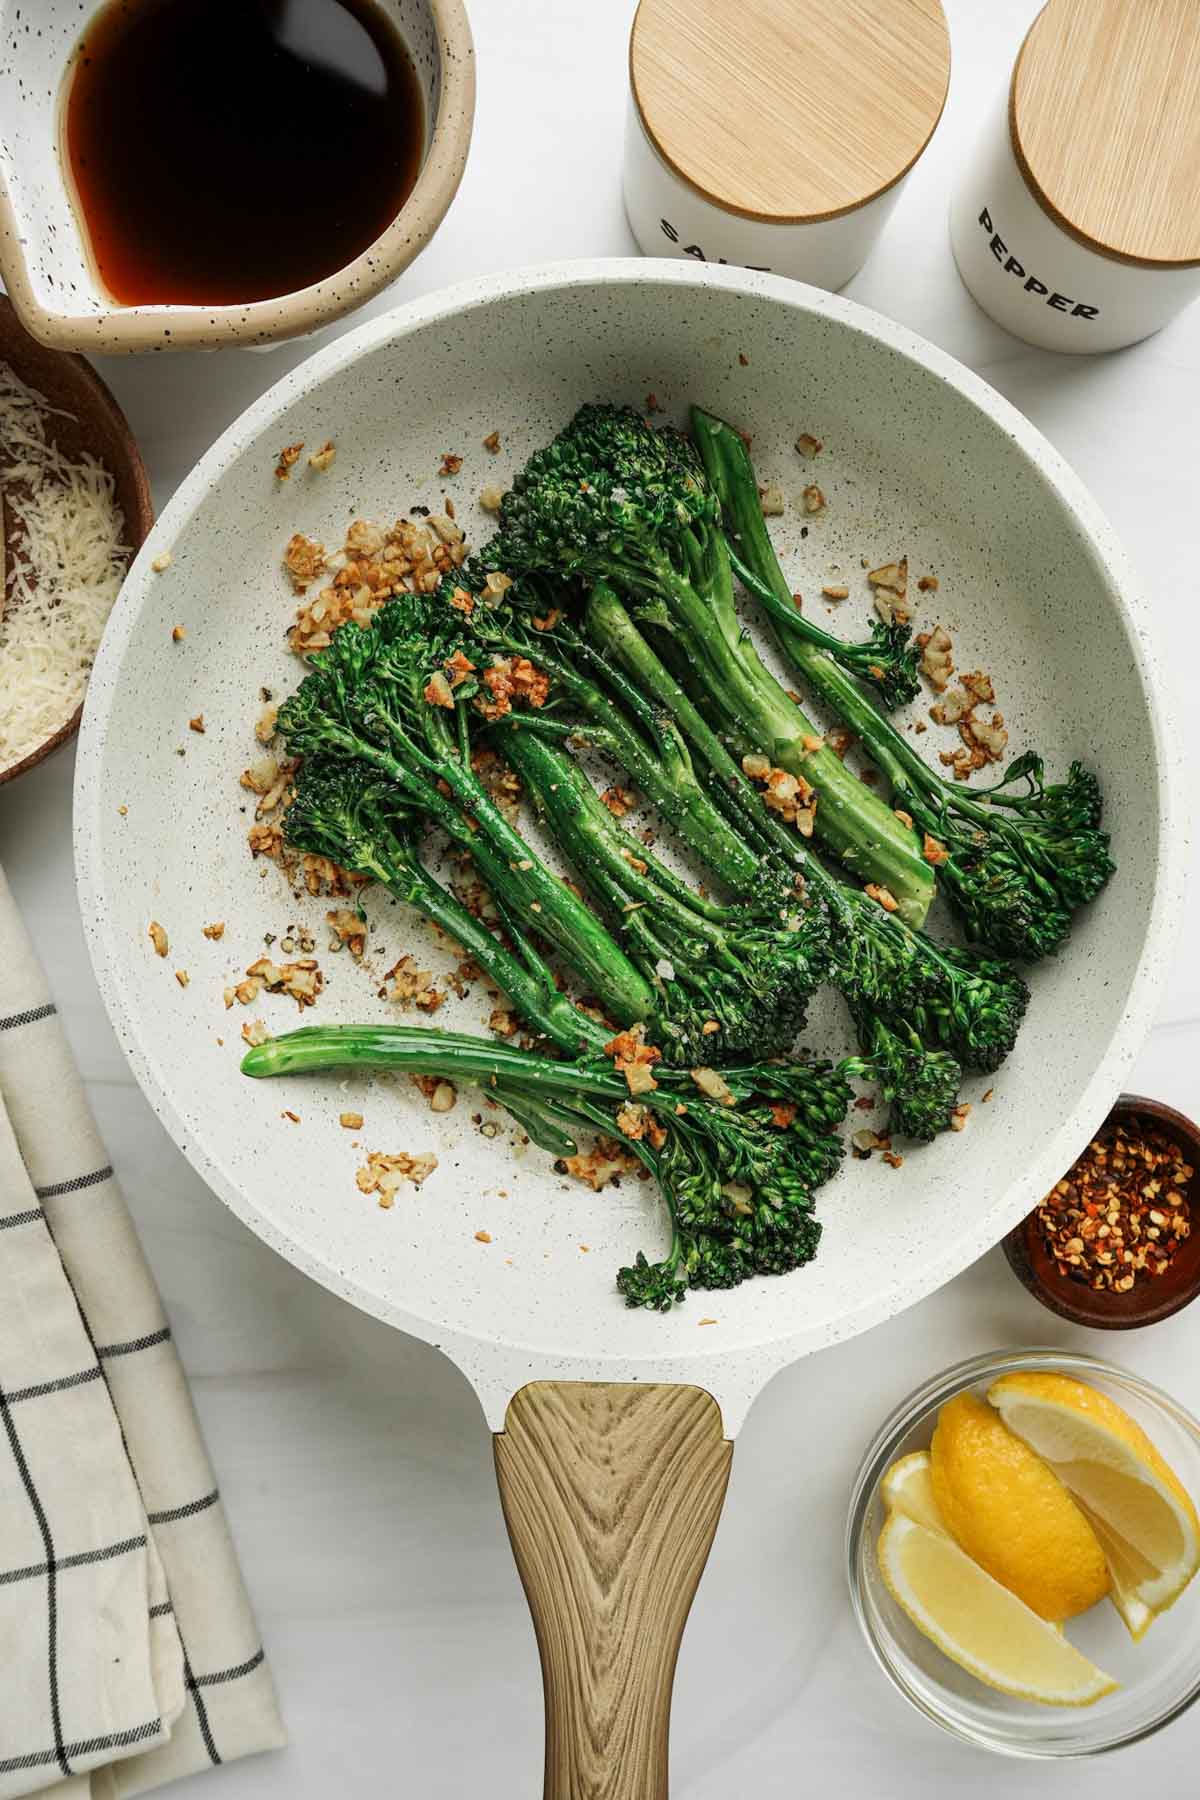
top-left (1003, 1094), bottom-right (1200, 1329)
top-left (0, 291), bottom-right (152, 786)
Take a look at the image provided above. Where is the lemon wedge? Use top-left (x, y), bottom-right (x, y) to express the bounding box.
top-left (930, 1392), bottom-right (1109, 1620)
top-left (880, 1448), bottom-right (1069, 1632)
top-left (877, 1513), bottom-right (1117, 1706)
top-left (881, 1450), bottom-right (945, 1534)
top-left (989, 1371), bottom-right (1200, 1635)
top-left (1077, 1506), bottom-right (1157, 1640)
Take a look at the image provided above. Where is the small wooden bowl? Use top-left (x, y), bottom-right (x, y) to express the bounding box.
top-left (1004, 1094), bottom-right (1200, 1329)
top-left (0, 292), bottom-right (152, 786)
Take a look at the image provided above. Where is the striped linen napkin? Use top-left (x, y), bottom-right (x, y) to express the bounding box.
top-left (0, 865), bottom-right (285, 1799)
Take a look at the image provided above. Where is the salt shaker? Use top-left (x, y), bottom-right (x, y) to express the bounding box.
top-left (624, 0), bottom-right (951, 292)
top-left (950, 0), bottom-right (1200, 353)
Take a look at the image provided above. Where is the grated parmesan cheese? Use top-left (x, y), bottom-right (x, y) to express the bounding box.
top-left (0, 362), bottom-right (128, 774)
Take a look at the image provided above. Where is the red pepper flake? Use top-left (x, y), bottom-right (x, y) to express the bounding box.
top-left (1036, 1115), bottom-right (1193, 1293)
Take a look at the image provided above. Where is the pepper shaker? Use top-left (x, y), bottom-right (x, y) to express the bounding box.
top-left (950, 0), bottom-right (1200, 353)
top-left (624, 0), bottom-right (951, 292)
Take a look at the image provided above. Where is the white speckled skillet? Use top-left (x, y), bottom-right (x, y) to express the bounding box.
top-left (74, 262), bottom-right (1182, 1797)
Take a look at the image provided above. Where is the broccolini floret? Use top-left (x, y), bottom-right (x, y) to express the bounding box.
top-left (844, 1010), bottom-right (962, 1144)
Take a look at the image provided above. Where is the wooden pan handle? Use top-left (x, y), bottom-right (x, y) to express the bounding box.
top-left (494, 1382), bottom-right (732, 1800)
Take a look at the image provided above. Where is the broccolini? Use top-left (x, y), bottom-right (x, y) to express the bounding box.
top-left (242, 1022), bottom-right (852, 1309)
top-left (691, 404), bottom-right (1115, 961)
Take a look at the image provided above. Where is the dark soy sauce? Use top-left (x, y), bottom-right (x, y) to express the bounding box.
top-left (64, 0), bottom-right (425, 306)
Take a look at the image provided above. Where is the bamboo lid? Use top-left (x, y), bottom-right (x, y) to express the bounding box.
top-left (629, 0), bottom-right (951, 225)
top-left (1011, 0), bottom-right (1200, 268)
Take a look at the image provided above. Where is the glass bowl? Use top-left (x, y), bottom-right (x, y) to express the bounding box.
top-left (846, 1349), bottom-right (1200, 1757)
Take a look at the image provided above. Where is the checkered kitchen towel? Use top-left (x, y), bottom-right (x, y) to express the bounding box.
top-left (0, 865), bottom-right (285, 1799)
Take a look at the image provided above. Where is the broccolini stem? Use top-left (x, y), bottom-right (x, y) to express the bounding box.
top-left (240, 1023), bottom-right (631, 1091)
top-left (675, 431), bottom-right (968, 807)
top-left (399, 704), bottom-right (660, 1027)
top-left (725, 590), bottom-right (921, 799)
top-left (722, 546), bottom-right (1065, 838)
top-left (684, 412), bottom-right (920, 790)
top-left (587, 592), bottom-right (872, 928)
top-left (584, 583), bottom-right (811, 874)
top-left (502, 726), bottom-right (730, 926)
top-left (689, 406), bottom-right (936, 924)
top-left (493, 603), bottom-right (764, 895)
top-left (644, 586), bottom-right (933, 921)
top-left (240, 1023), bottom-right (830, 1121)
top-left (243, 1025), bottom-right (666, 1185)
top-left (724, 548), bottom-right (848, 656)
top-left (487, 1082), bottom-right (584, 1157)
top-left (307, 709), bottom-right (655, 1029)
top-left (363, 824), bottom-right (609, 1057)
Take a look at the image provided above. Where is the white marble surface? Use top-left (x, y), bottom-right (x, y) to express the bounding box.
top-left (3, 0), bottom-right (1200, 1792)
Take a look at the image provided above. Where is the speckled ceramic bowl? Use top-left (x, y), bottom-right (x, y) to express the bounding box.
top-left (0, 0), bottom-right (474, 354)
top-left (74, 262), bottom-right (1181, 1431)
